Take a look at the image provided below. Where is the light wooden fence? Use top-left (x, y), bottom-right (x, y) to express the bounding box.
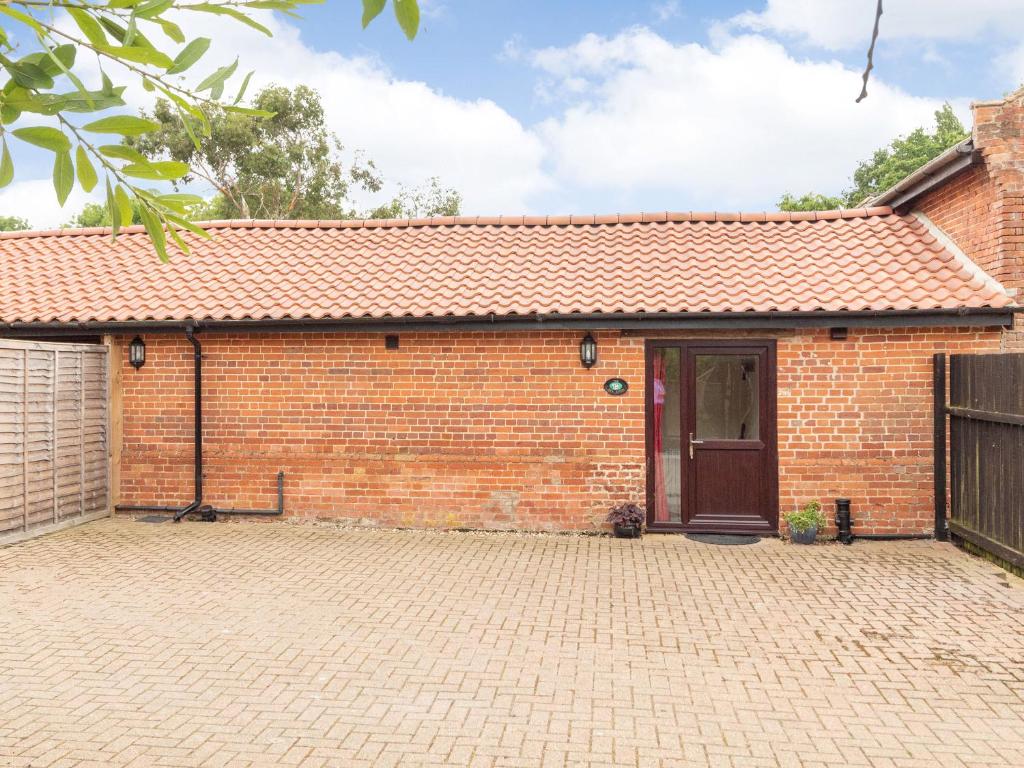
top-left (0, 339), bottom-right (109, 544)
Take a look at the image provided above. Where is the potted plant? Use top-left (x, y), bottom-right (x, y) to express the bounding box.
top-left (607, 503), bottom-right (644, 538)
top-left (785, 500), bottom-right (826, 544)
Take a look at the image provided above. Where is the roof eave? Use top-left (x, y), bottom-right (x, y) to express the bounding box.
top-left (863, 138), bottom-right (978, 209)
top-left (2, 307), bottom-right (1015, 337)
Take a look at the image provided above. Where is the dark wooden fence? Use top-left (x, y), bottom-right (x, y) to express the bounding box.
top-left (944, 353), bottom-right (1024, 568)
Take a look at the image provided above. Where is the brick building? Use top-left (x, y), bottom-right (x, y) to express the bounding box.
top-left (2, 90), bottom-right (1022, 537)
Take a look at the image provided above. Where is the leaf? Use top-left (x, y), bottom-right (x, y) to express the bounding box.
top-left (189, 4), bottom-right (272, 37)
top-left (176, 106), bottom-right (201, 149)
top-left (222, 105), bottom-right (275, 118)
top-left (67, 8), bottom-right (108, 47)
top-left (167, 37), bottom-right (210, 75)
top-left (122, 160), bottom-right (188, 180)
top-left (233, 70), bottom-right (253, 105)
top-left (53, 150), bottom-right (74, 206)
top-left (95, 45), bottom-right (173, 70)
top-left (99, 144), bottom-right (149, 163)
top-left (106, 179), bottom-right (121, 235)
top-left (0, 140), bottom-right (13, 188)
top-left (165, 213), bottom-right (212, 239)
top-left (393, 0), bottom-right (419, 40)
top-left (12, 126), bottom-right (71, 153)
top-left (0, 104), bottom-right (21, 124)
top-left (114, 184), bottom-right (134, 230)
top-left (361, 0), bottom-right (386, 27)
top-left (75, 146), bottom-right (98, 192)
top-left (2, 59), bottom-right (54, 90)
top-left (167, 223), bottom-right (191, 256)
top-left (159, 193), bottom-right (204, 207)
top-left (83, 115), bottom-right (161, 135)
top-left (31, 44), bottom-right (77, 78)
top-left (135, 0), bottom-right (174, 19)
top-left (196, 57), bottom-right (238, 95)
top-left (155, 18), bottom-right (185, 44)
top-left (0, 5), bottom-right (43, 35)
top-left (138, 205), bottom-right (168, 262)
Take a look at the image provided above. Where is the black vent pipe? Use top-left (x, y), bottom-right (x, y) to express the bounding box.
top-left (174, 325), bottom-right (203, 522)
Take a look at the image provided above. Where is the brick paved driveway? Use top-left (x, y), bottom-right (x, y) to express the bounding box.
top-left (2, 520), bottom-right (1023, 767)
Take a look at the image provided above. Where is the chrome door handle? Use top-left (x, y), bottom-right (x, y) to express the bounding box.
top-left (688, 432), bottom-right (704, 459)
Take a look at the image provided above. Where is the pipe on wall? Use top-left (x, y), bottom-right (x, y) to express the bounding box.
top-left (116, 324), bottom-right (285, 521)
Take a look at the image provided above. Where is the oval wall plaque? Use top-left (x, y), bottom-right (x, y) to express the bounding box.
top-left (604, 378), bottom-right (629, 396)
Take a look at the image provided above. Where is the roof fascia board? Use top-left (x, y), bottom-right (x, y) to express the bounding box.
top-left (2, 308), bottom-right (1014, 337)
top-left (865, 139), bottom-right (977, 208)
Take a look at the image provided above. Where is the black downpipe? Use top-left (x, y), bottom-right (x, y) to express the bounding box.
top-left (118, 326), bottom-right (285, 520)
top-left (174, 326), bottom-right (203, 522)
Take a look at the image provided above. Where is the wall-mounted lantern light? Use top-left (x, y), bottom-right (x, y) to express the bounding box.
top-left (580, 333), bottom-right (597, 369)
top-left (129, 335), bottom-right (146, 369)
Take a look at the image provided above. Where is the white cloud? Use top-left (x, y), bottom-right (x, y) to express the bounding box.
top-left (730, 0), bottom-right (1024, 50)
top-left (57, 11), bottom-right (551, 217)
top-left (652, 1), bottom-right (681, 23)
top-left (0, 179), bottom-right (95, 230)
top-left (998, 44), bottom-right (1024, 87)
top-left (11, 12), bottom-right (989, 228)
top-left (528, 28), bottom-right (952, 211)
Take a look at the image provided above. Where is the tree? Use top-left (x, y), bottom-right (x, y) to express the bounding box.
top-left (0, 0), bottom-right (422, 258)
top-left (67, 201), bottom-right (142, 228)
top-left (0, 215), bottom-right (29, 231)
top-left (778, 192), bottom-right (845, 213)
top-left (121, 84), bottom-right (458, 221)
top-left (368, 177), bottom-right (462, 219)
top-left (777, 104), bottom-right (969, 211)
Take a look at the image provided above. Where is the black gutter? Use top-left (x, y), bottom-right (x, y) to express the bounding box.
top-left (173, 326), bottom-right (203, 522)
top-left (1, 307), bottom-right (1016, 337)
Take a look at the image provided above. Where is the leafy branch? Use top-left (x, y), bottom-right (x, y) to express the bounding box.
top-left (0, 0), bottom-right (421, 258)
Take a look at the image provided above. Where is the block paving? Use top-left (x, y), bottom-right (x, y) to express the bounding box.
top-left (2, 519), bottom-right (1023, 767)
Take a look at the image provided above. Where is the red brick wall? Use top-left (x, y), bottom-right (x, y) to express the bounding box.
top-left (116, 325), bottom-right (1001, 535)
top-left (916, 164), bottom-right (1004, 281)
top-left (119, 331), bottom-right (647, 531)
top-left (915, 90), bottom-right (1023, 349)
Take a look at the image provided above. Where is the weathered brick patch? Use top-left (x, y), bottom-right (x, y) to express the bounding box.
top-left (2, 519), bottom-right (1023, 767)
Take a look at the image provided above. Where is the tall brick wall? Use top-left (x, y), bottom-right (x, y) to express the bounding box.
top-left (915, 88), bottom-right (1024, 349)
top-left (116, 325), bottom-right (1001, 535)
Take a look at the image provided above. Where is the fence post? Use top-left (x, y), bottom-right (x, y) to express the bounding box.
top-left (933, 353), bottom-right (947, 541)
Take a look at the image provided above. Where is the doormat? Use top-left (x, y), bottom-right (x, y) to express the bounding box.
top-left (136, 515), bottom-right (171, 524)
top-left (685, 533), bottom-right (761, 546)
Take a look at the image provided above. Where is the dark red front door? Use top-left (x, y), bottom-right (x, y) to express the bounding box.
top-left (646, 340), bottom-right (778, 533)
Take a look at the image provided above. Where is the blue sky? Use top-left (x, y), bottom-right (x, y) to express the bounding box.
top-left (4, 0), bottom-right (1024, 227)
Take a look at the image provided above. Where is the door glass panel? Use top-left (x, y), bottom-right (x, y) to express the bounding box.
top-left (652, 347), bottom-right (681, 523)
top-left (695, 355), bottom-right (759, 440)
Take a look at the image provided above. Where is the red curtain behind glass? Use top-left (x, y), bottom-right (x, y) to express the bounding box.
top-left (652, 352), bottom-right (669, 522)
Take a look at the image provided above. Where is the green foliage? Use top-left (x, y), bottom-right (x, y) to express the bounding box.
top-left (367, 177), bottom-right (462, 219)
top-left (778, 192), bottom-right (845, 212)
top-left (127, 84), bottom-right (458, 221)
top-left (0, 214), bottom-right (29, 231)
top-left (0, 0), bottom-right (420, 258)
top-left (778, 104), bottom-right (969, 211)
top-left (784, 500), bottom-right (826, 534)
top-left (66, 200), bottom-right (143, 228)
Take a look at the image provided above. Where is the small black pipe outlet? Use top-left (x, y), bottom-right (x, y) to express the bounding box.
top-left (835, 498), bottom-right (853, 545)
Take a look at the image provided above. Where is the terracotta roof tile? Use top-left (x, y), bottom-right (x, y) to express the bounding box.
top-left (0, 209), bottom-right (1012, 326)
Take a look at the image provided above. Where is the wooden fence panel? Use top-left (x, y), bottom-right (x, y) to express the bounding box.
top-left (948, 353), bottom-right (1024, 568)
top-left (0, 340), bottom-right (108, 544)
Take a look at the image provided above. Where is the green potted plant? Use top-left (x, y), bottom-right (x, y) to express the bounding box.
top-left (784, 500), bottom-right (825, 544)
top-left (607, 503), bottom-right (644, 538)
